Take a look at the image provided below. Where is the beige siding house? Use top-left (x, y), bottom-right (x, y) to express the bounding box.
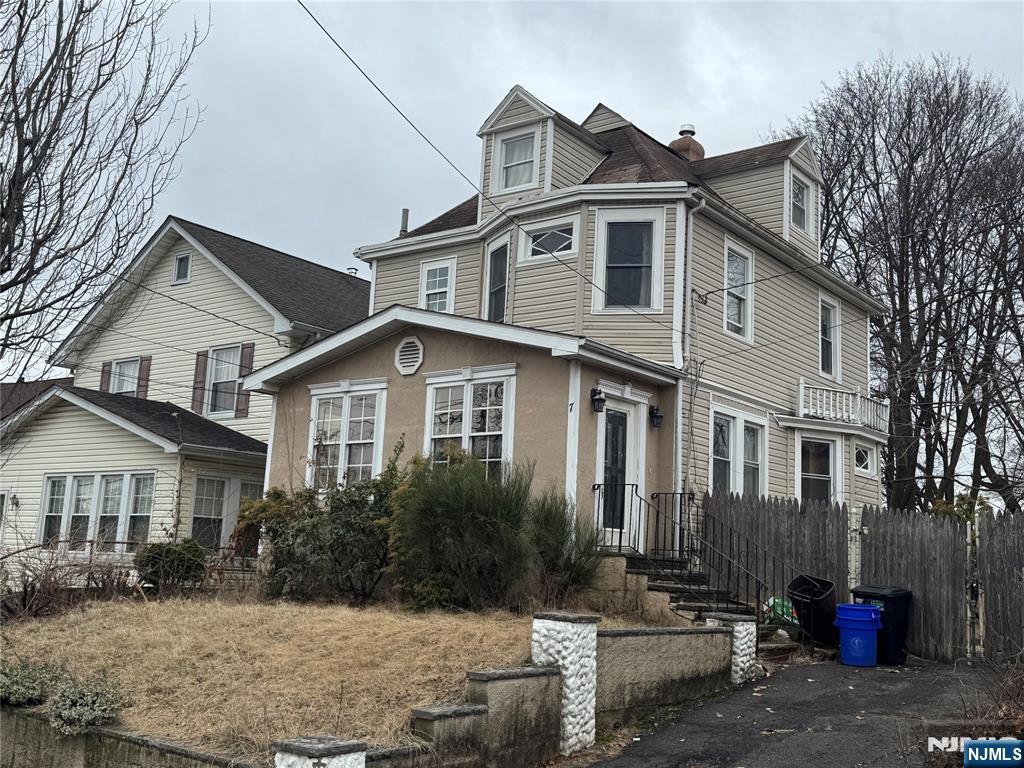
top-left (248, 85), bottom-right (890, 558)
top-left (1, 217), bottom-right (368, 562)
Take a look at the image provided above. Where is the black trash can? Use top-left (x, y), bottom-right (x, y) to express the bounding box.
top-left (851, 585), bottom-right (912, 665)
top-left (787, 575), bottom-right (838, 646)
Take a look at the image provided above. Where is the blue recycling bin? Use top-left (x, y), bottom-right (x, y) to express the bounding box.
top-left (834, 603), bottom-right (882, 667)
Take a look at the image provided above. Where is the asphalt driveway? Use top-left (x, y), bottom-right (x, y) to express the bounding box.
top-left (591, 659), bottom-right (987, 768)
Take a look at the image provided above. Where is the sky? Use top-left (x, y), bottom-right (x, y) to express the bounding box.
top-left (159, 0), bottom-right (1024, 278)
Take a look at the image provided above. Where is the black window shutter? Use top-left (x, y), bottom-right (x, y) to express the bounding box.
top-left (234, 343), bottom-right (255, 418)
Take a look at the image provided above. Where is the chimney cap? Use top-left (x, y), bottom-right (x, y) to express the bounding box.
top-left (679, 123), bottom-right (696, 137)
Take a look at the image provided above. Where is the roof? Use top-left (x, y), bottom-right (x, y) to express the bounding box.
top-left (690, 136), bottom-right (807, 178)
top-left (2, 386), bottom-right (267, 458)
top-left (402, 196), bottom-right (479, 238)
top-left (584, 124), bottom-right (702, 186)
top-left (245, 305), bottom-right (681, 392)
top-left (1, 377), bottom-right (73, 421)
top-left (171, 217), bottom-right (370, 333)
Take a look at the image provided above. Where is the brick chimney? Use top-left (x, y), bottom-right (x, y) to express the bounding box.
top-left (670, 124), bottom-right (704, 162)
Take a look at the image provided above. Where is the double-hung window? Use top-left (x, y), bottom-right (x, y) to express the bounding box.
top-left (819, 296), bottom-right (840, 379)
top-left (39, 472), bottom-right (154, 553)
top-left (172, 250), bottom-right (191, 284)
top-left (799, 437), bottom-right (835, 504)
top-left (426, 367), bottom-right (515, 476)
top-left (309, 385), bottom-right (386, 491)
top-left (485, 240), bottom-right (508, 322)
top-left (724, 242), bottom-right (753, 339)
top-left (419, 258), bottom-right (456, 313)
top-left (497, 130), bottom-right (537, 192)
top-left (190, 475), bottom-right (262, 552)
top-left (791, 175), bottom-right (810, 234)
top-left (594, 208), bottom-right (665, 312)
top-left (110, 358), bottom-right (140, 396)
top-left (207, 345), bottom-right (241, 414)
top-left (710, 409), bottom-right (766, 497)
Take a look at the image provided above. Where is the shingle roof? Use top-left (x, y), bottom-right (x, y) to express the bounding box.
top-left (690, 136), bottom-right (806, 178)
top-left (65, 387), bottom-right (267, 455)
top-left (1, 377), bottom-right (73, 421)
top-left (402, 196), bottom-right (479, 238)
top-left (584, 124), bottom-right (702, 186)
top-left (172, 218), bottom-right (370, 333)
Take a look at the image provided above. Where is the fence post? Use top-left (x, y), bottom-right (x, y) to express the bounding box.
top-left (273, 737), bottom-right (366, 768)
top-left (848, 504), bottom-right (864, 599)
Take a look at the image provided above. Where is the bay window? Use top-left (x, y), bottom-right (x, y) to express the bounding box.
top-left (517, 215), bottom-right (579, 264)
top-left (309, 384), bottom-right (386, 490)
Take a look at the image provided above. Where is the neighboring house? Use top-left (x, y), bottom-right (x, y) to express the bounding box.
top-left (0, 217), bottom-right (369, 559)
top-left (246, 85), bottom-right (889, 556)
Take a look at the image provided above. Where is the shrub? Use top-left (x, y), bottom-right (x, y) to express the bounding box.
top-left (48, 673), bottom-right (125, 736)
top-left (133, 539), bottom-right (206, 593)
top-left (529, 490), bottom-right (601, 606)
top-left (0, 659), bottom-right (68, 706)
top-left (389, 453), bottom-right (533, 610)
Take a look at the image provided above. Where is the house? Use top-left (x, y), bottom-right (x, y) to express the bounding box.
top-left (0, 217), bottom-right (369, 559)
top-left (245, 86), bottom-right (889, 555)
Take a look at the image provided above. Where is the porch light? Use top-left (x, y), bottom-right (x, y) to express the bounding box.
top-left (649, 405), bottom-right (664, 428)
top-left (590, 387), bottom-right (606, 413)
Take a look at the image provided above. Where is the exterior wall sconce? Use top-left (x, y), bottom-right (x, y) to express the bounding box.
top-left (649, 405), bottom-right (664, 428)
top-left (9, 494), bottom-right (18, 510)
top-left (590, 388), bottom-right (606, 413)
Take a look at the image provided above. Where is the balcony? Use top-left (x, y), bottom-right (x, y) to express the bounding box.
top-left (798, 378), bottom-right (889, 434)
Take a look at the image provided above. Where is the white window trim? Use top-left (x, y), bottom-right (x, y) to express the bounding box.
top-left (418, 256), bottom-right (457, 314)
top-left (515, 213), bottom-right (581, 266)
top-left (205, 343), bottom-right (243, 418)
top-left (422, 365), bottom-right (517, 463)
top-left (854, 442), bottom-right (876, 478)
top-left (818, 291), bottom-right (842, 383)
top-left (189, 473), bottom-right (264, 551)
top-left (37, 470), bottom-right (156, 556)
top-left (794, 430), bottom-right (844, 504)
top-left (591, 206), bottom-right (666, 315)
top-left (722, 238), bottom-right (755, 343)
top-left (304, 383), bottom-right (389, 489)
top-left (482, 233), bottom-right (511, 321)
top-left (706, 405), bottom-right (768, 497)
top-left (171, 249), bottom-right (192, 285)
top-left (110, 356), bottom-right (141, 395)
top-left (790, 167), bottom-right (814, 237)
top-left (490, 124), bottom-right (542, 195)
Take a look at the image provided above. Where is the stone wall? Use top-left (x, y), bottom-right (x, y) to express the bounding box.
top-left (595, 627), bottom-right (732, 729)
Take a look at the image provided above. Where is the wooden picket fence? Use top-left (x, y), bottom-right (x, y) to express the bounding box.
top-left (977, 511), bottom-right (1024, 661)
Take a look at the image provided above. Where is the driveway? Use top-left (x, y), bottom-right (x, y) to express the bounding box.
top-left (591, 659), bottom-right (986, 768)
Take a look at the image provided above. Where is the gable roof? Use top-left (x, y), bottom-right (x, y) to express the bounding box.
top-left (0, 377), bottom-right (73, 421)
top-left (2, 386), bottom-right (267, 458)
top-left (690, 136), bottom-right (807, 178)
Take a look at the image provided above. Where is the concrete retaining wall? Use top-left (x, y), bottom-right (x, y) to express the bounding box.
top-left (595, 627), bottom-right (732, 728)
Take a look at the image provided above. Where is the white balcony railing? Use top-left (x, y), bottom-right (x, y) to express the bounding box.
top-left (798, 378), bottom-right (889, 433)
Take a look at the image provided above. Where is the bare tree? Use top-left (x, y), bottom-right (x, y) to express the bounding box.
top-left (786, 55), bottom-right (1024, 512)
top-left (0, 0), bottom-right (204, 379)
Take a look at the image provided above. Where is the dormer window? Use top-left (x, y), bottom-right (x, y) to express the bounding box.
top-left (172, 250), bottom-right (191, 284)
top-left (493, 126), bottom-right (540, 194)
top-left (791, 174), bottom-right (810, 234)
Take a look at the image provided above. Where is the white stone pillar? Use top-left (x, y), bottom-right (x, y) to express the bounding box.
top-left (729, 620), bottom-right (757, 684)
top-left (531, 612), bottom-right (599, 755)
top-left (273, 737), bottom-right (366, 768)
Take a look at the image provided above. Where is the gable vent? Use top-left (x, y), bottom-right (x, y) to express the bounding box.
top-left (394, 336), bottom-right (424, 375)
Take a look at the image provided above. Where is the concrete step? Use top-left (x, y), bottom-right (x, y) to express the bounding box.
top-left (757, 640), bottom-right (802, 662)
top-left (647, 582), bottom-right (735, 602)
top-left (672, 600), bottom-right (755, 616)
top-left (626, 568), bottom-right (709, 585)
top-left (758, 622), bottom-right (801, 642)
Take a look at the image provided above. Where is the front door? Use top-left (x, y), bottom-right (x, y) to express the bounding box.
top-left (602, 408), bottom-right (629, 532)
top-left (596, 403), bottom-right (645, 551)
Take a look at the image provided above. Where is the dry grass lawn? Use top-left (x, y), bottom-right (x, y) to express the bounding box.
top-left (1, 599), bottom-right (538, 763)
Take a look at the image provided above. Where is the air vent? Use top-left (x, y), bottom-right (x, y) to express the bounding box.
top-left (394, 336), bottom-right (424, 375)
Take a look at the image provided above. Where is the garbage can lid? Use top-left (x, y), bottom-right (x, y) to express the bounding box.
top-left (851, 585), bottom-right (912, 598)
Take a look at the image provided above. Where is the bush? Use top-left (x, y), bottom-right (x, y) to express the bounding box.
top-left (48, 673), bottom-right (125, 736)
top-left (389, 453), bottom-right (533, 610)
top-left (529, 490), bottom-right (601, 606)
top-left (133, 539), bottom-right (206, 593)
top-left (252, 440), bottom-right (405, 603)
top-left (0, 659), bottom-right (68, 706)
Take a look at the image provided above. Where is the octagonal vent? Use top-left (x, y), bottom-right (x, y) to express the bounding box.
top-left (394, 335), bottom-right (424, 375)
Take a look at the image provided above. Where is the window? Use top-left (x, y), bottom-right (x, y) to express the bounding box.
top-left (594, 208), bottom-right (664, 313)
top-left (172, 251), bottom-right (191, 284)
top-left (792, 175), bottom-right (809, 233)
top-left (724, 244), bottom-right (753, 338)
top-left (419, 258), bottom-right (456, 313)
top-left (498, 131), bottom-right (536, 192)
top-left (819, 297), bottom-right (840, 378)
top-left (486, 241), bottom-right (508, 322)
top-left (38, 472), bottom-right (153, 554)
top-left (710, 409), bottom-right (766, 497)
top-left (800, 438), bottom-right (834, 503)
top-left (517, 214), bottom-right (580, 265)
top-left (192, 477), bottom-right (226, 551)
top-left (110, 358), bottom-right (140, 396)
top-left (855, 444), bottom-right (875, 476)
top-left (309, 387), bottom-right (385, 490)
top-left (426, 368), bottom-right (514, 477)
top-left (207, 345), bottom-right (241, 414)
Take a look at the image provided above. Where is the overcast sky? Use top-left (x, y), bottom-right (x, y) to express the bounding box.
top-left (160, 1), bottom-right (1024, 278)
